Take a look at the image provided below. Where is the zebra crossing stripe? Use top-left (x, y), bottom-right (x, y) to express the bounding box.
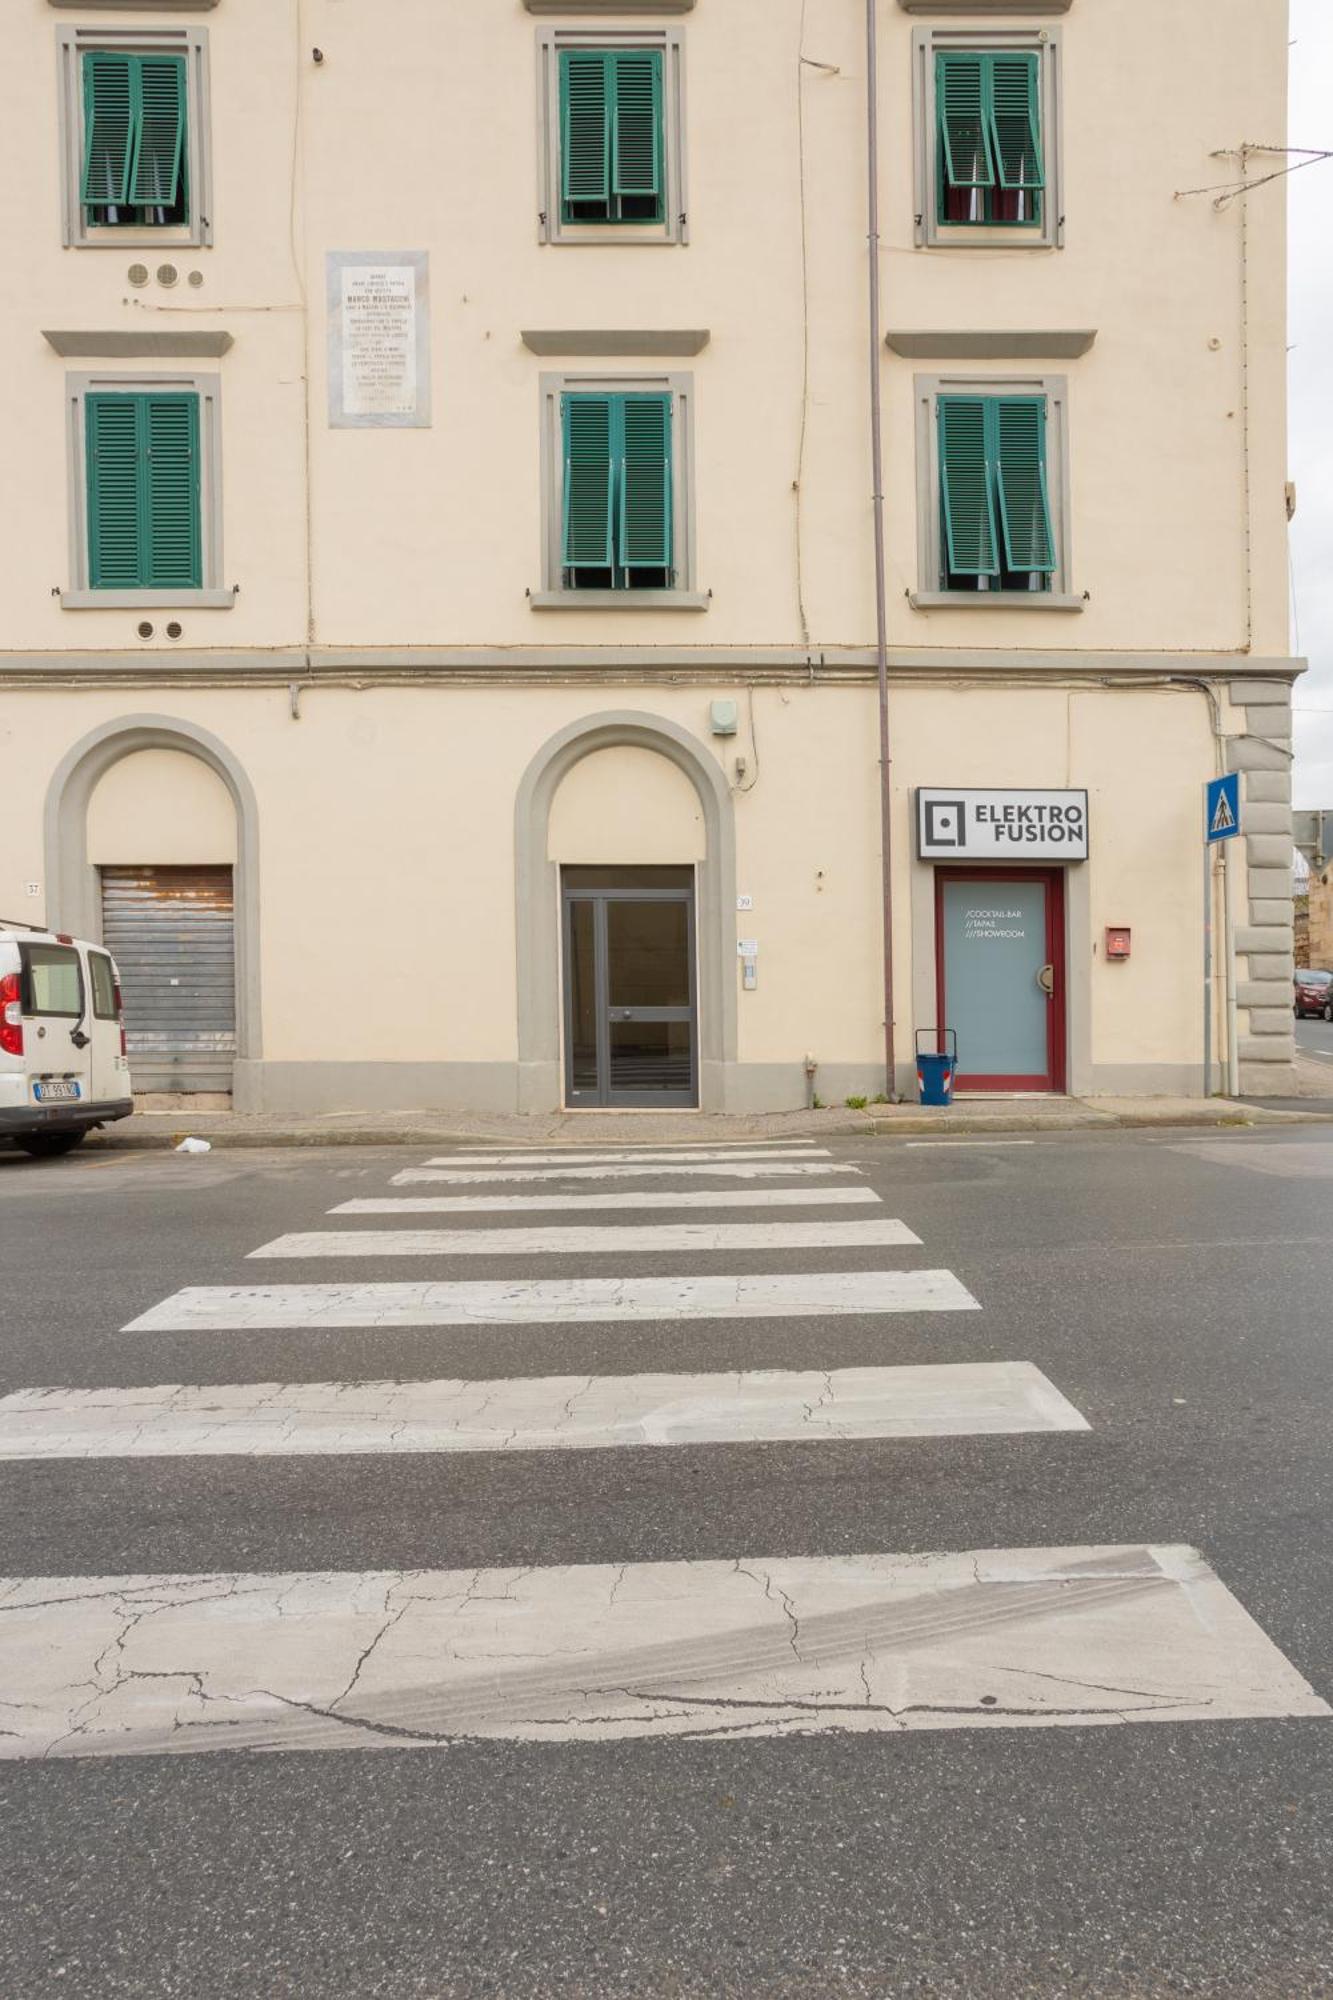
top-left (330, 1187), bottom-right (883, 1215)
top-left (424, 1150), bottom-right (832, 1167)
top-left (0, 1361), bottom-right (1090, 1460)
top-left (391, 1161), bottom-right (861, 1185)
top-left (122, 1268), bottom-right (981, 1332)
top-left (248, 1220), bottom-right (923, 1260)
top-left (4, 1545), bottom-right (1323, 1759)
top-left (425, 1141), bottom-right (824, 1159)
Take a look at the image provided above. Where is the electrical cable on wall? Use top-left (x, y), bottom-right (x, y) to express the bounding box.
top-left (735, 684), bottom-right (761, 793)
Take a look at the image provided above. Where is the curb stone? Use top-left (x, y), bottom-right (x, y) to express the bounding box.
top-left (73, 1103), bottom-right (1327, 1151)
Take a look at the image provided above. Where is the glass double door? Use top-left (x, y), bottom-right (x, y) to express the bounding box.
top-left (562, 867), bottom-right (698, 1108)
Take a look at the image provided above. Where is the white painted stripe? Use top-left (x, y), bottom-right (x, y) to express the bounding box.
top-left (391, 1161), bottom-right (861, 1185)
top-left (424, 1149), bottom-right (831, 1167)
top-left (430, 1140), bottom-right (824, 1159)
top-left (122, 1268), bottom-right (981, 1332)
top-left (331, 1187), bottom-right (883, 1216)
top-left (249, 1220), bottom-right (922, 1260)
top-left (426, 1144), bottom-right (824, 1160)
top-left (0, 1362), bottom-right (1090, 1461)
top-left (4, 1545), bottom-right (1322, 1759)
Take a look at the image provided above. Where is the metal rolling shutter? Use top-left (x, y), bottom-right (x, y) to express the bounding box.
top-left (99, 865), bottom-right (236, 1092)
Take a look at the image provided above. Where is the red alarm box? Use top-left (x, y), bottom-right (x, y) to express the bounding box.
top-left (1105, 927), bottom-right (1132, 960)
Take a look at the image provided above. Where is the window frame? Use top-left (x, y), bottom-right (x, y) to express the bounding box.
top-left (89, 951), bottom-right (118, 1021)
top-left (19, 944), bottom-right (85, 1021)
top-left (535, 371), bottom-right (705, 609)
top-left (912, 371), bottom-right (1080, 610)
top-left (62, 368), bottom-right (231, 609)
top-left (912, 26), bottom-right (1062, 251)
top-left (537, 25), bottom-right (687, 247)
top-left (56, 24), bottom-right (212, 250)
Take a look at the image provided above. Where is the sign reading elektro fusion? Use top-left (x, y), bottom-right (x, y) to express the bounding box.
top-left (916, 789), bottom-right (1090, 862)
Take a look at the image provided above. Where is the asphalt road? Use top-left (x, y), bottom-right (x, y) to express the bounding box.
top-left (1296, 1012), bottom-right (1333, 1061)
top-left (1, 1130), bottom-right (1331, 1998)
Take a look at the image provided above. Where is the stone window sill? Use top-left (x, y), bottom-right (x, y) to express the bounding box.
top-left (61, 588), bottom-right (236, 609)
top-left (544, 229), bottom-right (680, 249)
top-left (924, 232), bottom-right (1057, 252)
top-left (530, 590), bottom-right (709, 612)
top-left (909, 591), bottom-right (1085, 612)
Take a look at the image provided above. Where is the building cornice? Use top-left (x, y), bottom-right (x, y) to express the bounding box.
top-left (898, 0), bottom-right (1070, 12)
top-left (43, 330), bottom-right (233, 359)
top-left (521, 330), bottom-right (710, 357)
top-left (48, 0), bottom-right (219, 8)
top-left (524, 0), bottom-right (693, 11)
top-left (0, 650), bottom-right (1304, 688)
top-left (887, 330), bottom-right (1095, 360)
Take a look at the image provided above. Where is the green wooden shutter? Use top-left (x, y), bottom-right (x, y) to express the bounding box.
top-left (561, 51), bottom-right (611, 210)
top-left (994, 398), bottom-right (1055, 574)
top-left (85, 396), bottom-right (143, 586)
top-left (85, 392), bottom-right (201, 590)
top-left (563, 395), bottom-right (615, 566)
top-left (130, 55), bottom-right (187, 209)
top-left (620, 394), bottom-right (672, 569)
top-left (988, 54), bottom-right (1044, 192)
top-left (81, 52), bottom-right (136, 210)
top-left (610, 49), bottom-right (662, 204)
top-left (937, 54), bottom-right (994, 191)
top-left (143, 394), bottom-right (202, 586)
top-left (938, 397), bottom-right (998, 578)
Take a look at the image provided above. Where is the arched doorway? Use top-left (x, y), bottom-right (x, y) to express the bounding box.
top-left (514, 712), bottom-right (737, 1112)
top-left (44, 716), bottom-right (261, 1096)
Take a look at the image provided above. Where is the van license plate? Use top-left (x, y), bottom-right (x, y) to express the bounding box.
top-left (34, 1080), bottom-right (80, 1103)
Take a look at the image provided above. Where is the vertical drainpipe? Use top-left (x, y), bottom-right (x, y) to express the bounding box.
top-left (866, 0), bottom-right (898, 1097)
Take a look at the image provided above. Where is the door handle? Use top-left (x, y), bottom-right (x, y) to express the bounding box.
top-left (1036, 964), bottom-right (1054, 998)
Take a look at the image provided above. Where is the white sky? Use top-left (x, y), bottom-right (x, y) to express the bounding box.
top-left (1288, 0), bottom-right (1333, 806)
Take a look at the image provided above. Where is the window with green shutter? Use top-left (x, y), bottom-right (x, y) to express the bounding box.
top-left (559, 49), bottom-right (664, 225)
top-left (938, 394), bottom-right (1055, 593)
top-left (936, 51), bottom-right (1042, 228)
top-left (82, 51), bottom-right (188, 229)
top-left (562, 392), bottom-right (672, 591)
top-left (85, 392), bottom-right (202, 590)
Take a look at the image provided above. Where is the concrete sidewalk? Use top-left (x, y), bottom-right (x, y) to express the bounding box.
top-left (76, 1091), bottom-right (1329, 1151)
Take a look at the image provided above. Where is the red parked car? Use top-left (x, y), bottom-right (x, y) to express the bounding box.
top-left (1293, 968), bottom-right (1333, 1020)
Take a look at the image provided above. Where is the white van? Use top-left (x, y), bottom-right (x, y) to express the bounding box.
top-left (0, 922), bottom-right (133, 1157)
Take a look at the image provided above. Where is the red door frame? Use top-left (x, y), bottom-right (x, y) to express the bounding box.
top-left (933, 866), bottom-right (1068, 1093)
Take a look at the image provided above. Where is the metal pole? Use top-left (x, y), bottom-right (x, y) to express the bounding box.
top-left (866, 0), bottom-right (897, 1098)
top-left (1203, 837), bottom-right (1213, 1098)
top-left (1223, 840), bottom-right (1240, 1097)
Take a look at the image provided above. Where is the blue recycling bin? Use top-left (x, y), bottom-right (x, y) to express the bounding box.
top-left (915, 1029), bottom-right (958, 1107)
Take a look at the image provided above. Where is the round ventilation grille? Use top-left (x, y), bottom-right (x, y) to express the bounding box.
top-left (156, 263), bottom-right (179, 288)
top-left (127, 263), bottom-right (149, 288)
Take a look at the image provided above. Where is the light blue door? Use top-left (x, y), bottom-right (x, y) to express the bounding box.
top-left (939, 877), bottom-right (1053, 1087)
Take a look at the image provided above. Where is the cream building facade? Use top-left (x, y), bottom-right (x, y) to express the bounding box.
top-left (0, 0), bottom-right (1302, 1112)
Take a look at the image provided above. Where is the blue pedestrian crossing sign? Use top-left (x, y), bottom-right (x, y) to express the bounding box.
top-left (1205, 772), bottom-right (1240, 843)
